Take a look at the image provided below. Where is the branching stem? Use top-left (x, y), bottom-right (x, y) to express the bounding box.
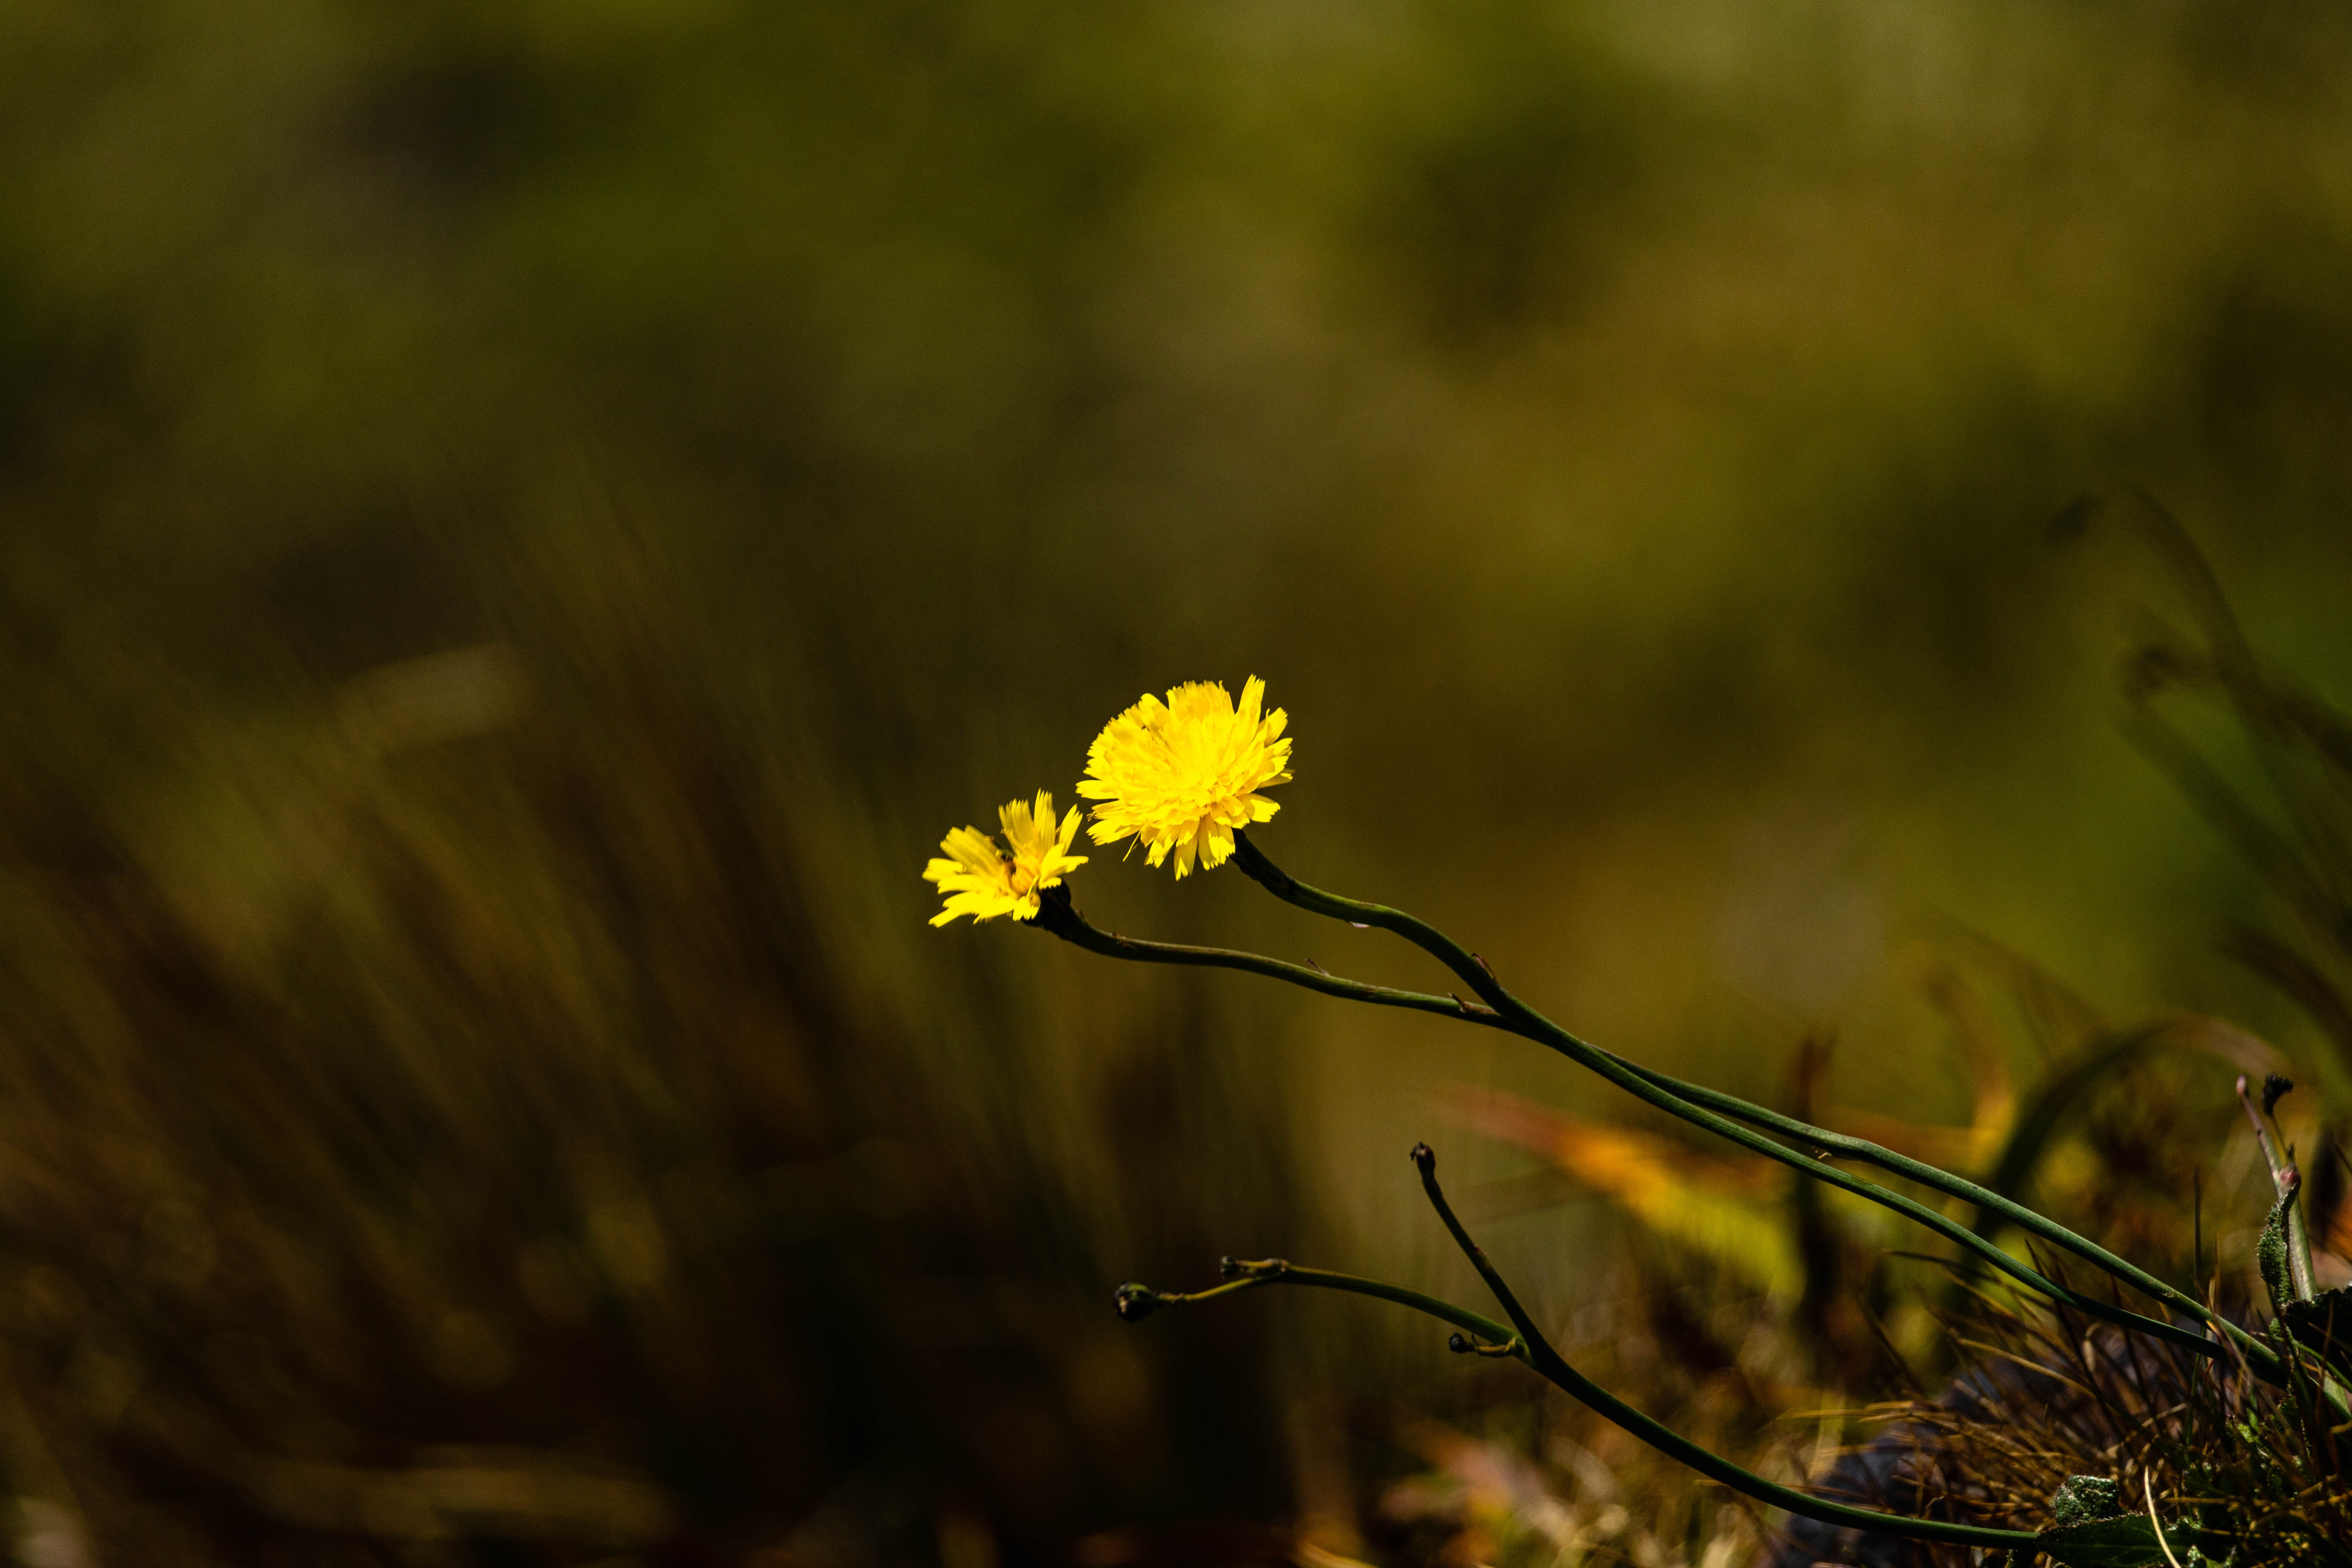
top-left (1116, 1150), bottom-right (2040, 1551)
top-left (1030, 877), bottom-right (2252, 1375)
top-left (1222, 832), bottom-right (2288, 1384)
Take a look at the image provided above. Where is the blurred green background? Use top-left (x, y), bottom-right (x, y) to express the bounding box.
top-left (5, 0), bottom-right (2352, 1562)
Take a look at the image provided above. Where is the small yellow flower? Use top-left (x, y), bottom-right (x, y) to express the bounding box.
top-left (923, 791), bottom-right (1089, 926)
top-left (1079, 675), bottom-right (1292, 878)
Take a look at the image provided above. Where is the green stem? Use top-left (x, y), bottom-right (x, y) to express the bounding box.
top-left (1121, 1242), bottom-right (2035, 1550)
top-left (1405, 1143), bottom-right (2037, 1551)
top-left (1115, 1259), bottom-right (1519, 1349)
top-left (1029, 885), bottom-right (1498, 1025)
top-left (1226, 832), bottom-right (2286, 1384)
top-left (2237, 1073), bottom-right (2315, 1304)
top-left (1031, 884), bottom-right (2228, 1368)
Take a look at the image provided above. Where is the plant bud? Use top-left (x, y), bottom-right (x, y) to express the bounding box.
top-left (2263, 1073), bottom-right (2295, 1116)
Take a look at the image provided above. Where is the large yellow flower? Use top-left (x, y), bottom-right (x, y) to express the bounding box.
top-left (1079, 676), bottom-right (1292, 877)
top-left (923, 791), bottom-right (1089, 926)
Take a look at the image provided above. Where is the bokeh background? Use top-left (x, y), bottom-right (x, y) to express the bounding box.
top-left (5, 0), bottom-right (2352, 1563)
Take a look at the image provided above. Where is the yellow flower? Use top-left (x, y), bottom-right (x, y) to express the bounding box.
top-left (923, 791), bottom-right (1089, 926)
top-left (1079, 676), bottom-right (1292, 878)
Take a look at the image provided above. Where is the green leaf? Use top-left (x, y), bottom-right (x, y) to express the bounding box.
top-left (2036, 1512), bottom-right (2194, 1567)
top-left (2052, 1475), bottom-right (2122, 1528)
top-left (2257, 1187), bottom-right (2295, 1313)
top-left (2038, 1477), bottom-right (2196, 1567)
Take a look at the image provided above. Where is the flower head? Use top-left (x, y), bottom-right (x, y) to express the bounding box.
top-left (1078, 676), bottom-right (1292, 878)
top-left (923, 791), bottom-right (1088, 926)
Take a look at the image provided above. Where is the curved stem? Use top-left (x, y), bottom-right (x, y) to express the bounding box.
top-left (1121, 1236), bottom-right (2037, 1548)
top-left (1030, 883), bottom-right (1497, 1026)
top-left (1228, 832), bottom-right (2285, 1383)
top-left (1403, 1142), bottom-right (2037, 1551)
top-left (1598, 1044), bottom-right (2278, 1369)
top-left (1115, 1259), bottom-right (1519, 1350)
top-left (1032, 884), bottom-right (2228, 1368)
